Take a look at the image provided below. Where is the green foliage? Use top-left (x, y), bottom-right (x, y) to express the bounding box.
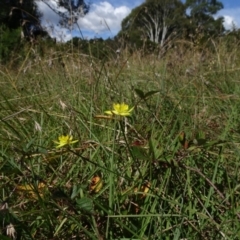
top-left (76, 197), bottom-right (94, 213)
top-left (0, 0), bottom-right (45, 62)
top-left (0, 25), bottom-right (22, 63)
top-left (186, 0), bottom-right (224, 15)
top-left (185, 0), bottom-right (225, 39)
top-left (119, 0), bottom-right (185, 48)
top-left (119, 0), bottom-right (225, 50)
top-left (1, 34), bottom-right (240, 239)
top-left (0, 0), bottom-right (39, 29)
top-left (65, 37), bottom-right (121, 60)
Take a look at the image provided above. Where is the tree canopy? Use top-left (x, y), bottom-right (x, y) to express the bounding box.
top-left (185, 0), bottom-right (224, 37)
top-left (118, 0), bottom-right (224, 49)
top-left (0, 0), bottom-right (39, 29)
top-left (120, 0), bottom-right (185, 47)
top-left (186, 0), bottom-right (223, 16)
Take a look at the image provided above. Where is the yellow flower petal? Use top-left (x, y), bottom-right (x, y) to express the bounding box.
top-left (105, 103), bottom-right (134, 116)
top-left (16, 183), bottom-right (47, 200)
top-left (104, 110), bottom-right (114, 115)
top-left (54, 135), bottom-right (78, 148)
top-left (90, 176), bottom-right (103, 193)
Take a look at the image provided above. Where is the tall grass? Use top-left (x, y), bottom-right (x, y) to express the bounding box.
top-left (1, 37), bottom-right (240, 239)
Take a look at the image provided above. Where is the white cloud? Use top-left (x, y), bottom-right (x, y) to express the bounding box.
top-left (78, 2), bottom-right (131, 36)
top-left (36, 1), bottom-right (131, 41)
top-left (216, 8), bottom-right (240, 30)
top-left (36, 1), bottom-right (72, 41)
top-left (37, 1), bottom-right (240, 41)
top-left (223, 15), bottom-right (237, 29)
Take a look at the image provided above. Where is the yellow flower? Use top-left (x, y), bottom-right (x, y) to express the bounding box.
top-left (54, 135), bottom-right (78, 148)
top-left (16, 182), bottom-right (47, 200)
top-left (89, 176), bottom-right (103, 193)
top-left (105, 103), bottom-right (134, 116)
top-left (140, 181), bottom-right (151, 198)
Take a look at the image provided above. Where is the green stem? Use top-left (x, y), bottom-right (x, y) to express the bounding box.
top-left (106, 118), bottom-right (117, 239)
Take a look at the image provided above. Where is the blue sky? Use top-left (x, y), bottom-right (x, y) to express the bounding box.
top-left (37, 0), bottom-right (240, 41)
top-left (221, 0), bottom-right (239, 8)
top-left (216, 0), bottom-right (240, 29)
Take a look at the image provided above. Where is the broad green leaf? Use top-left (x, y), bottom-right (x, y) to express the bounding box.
top-left (130, 146), bottom-right (148, 161)
top-left (134, 88), bottom-right (145, 99)
top-left (76, 197), bottom-right (94, 213)
top-left (149, 138), bottom-right (163, 159)
top-left (144, 90), bottom-right (160, 98)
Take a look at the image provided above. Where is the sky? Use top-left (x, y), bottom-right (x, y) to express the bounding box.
top-left (36, 0), bottom-right (240, 42)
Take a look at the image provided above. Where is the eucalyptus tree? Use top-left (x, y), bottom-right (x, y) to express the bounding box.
top-left (185, 0), bottom-right (224, 37)
top-left (186, 0), bottom-right (223, 16)
top-left (120, 0), bottom-right (186, 47)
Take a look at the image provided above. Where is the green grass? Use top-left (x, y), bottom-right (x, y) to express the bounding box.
top-left (1, 39), bottom-right (240, 239)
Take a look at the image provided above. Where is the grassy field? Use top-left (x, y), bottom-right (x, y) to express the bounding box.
top-left (1, 38), bottom-right (240, 239)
